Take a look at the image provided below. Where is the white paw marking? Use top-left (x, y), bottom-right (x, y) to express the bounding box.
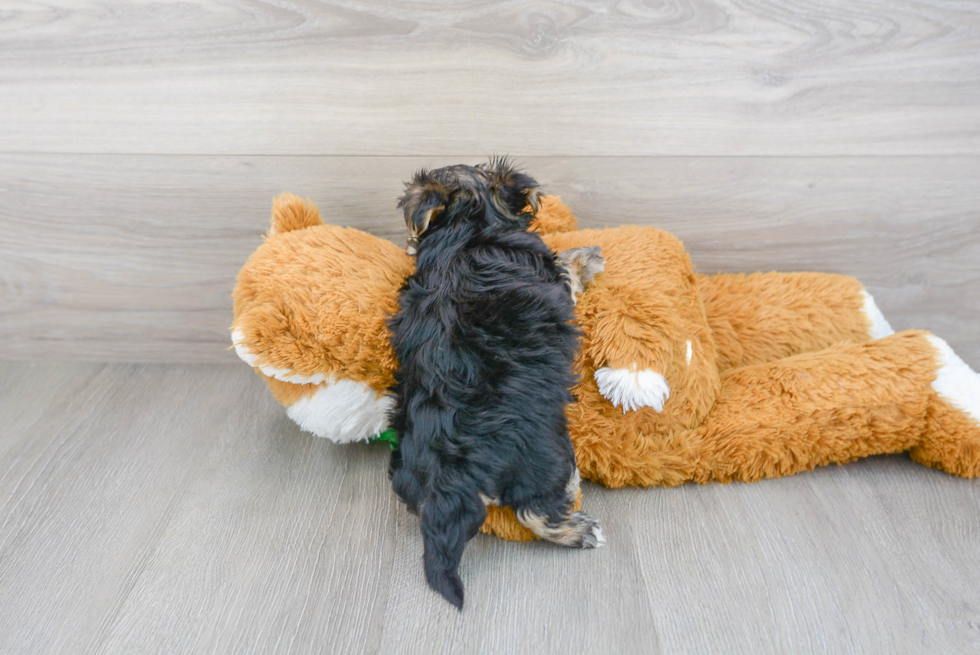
top-left (861, 290), bottom-right (894, 339)
top-left (594, 366), bottom-right (670, 413)
top-left (592, 525), bottom-right (607, 548)
top-left (926, 335), bottom-right (980, 424)
top-left (286, 380), bottom-right (394, 443)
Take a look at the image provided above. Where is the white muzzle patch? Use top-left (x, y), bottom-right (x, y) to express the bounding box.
top-left (231, 328), bottom-right (392, 442)
top-left (286, 379), bottom-right (393, 443)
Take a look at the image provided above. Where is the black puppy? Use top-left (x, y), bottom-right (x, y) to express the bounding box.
top-left (387, 159), bottom-right (604, 609)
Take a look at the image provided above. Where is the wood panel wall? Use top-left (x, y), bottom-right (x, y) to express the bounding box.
top-left (1, 0), bottom-right (978, 365)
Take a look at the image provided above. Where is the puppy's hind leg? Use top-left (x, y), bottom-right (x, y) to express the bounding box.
top-left (390, 457), bottom-right (424, 515)
top-left (513, 470), bottom-right (605, 548)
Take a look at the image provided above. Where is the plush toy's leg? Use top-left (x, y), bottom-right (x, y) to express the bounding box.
top-left (696, 272), bottom-right (894, 371)
top-left (680, 331), bottom-right (980, 484)
top-left (909, 336), bottom-right (980, 477)
top-left (487, 331), bottom-right (977, 541)
top-left (562, 227), bottom-right (723, 420)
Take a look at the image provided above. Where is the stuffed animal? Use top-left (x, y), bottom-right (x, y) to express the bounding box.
top-left (232, 193), bottom-right (980, 541)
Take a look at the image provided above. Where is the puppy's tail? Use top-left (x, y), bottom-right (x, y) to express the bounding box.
top-left (420, 484), bottom-right (486, 610)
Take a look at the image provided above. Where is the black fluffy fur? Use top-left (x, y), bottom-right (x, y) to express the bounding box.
top-left (388, 159), bottom-right (581, 609)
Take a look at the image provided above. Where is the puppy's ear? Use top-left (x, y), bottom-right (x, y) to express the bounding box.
top-left (483, 156), bottom-right (541, 219)
top-left (398, 169), bottom-right (449, 240)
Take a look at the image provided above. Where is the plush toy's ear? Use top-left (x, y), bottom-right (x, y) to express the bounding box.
top-left (398, 170), bottom-right (448, 251)
top-left (481, 156), bottom-right (541, 219)
top-left (268, 193), bottom-right (323, 236)
top-left (529, 195), bottom-right (579, 234)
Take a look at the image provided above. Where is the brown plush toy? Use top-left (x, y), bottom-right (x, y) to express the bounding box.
top-left (232, 193), bottom-right (980, 541)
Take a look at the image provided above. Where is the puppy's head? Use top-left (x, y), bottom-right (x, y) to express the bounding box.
top-left (398, 158), bottom-right (540, 255)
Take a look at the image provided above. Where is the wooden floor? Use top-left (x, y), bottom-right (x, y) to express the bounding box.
top-left (0, 361), bottom-right (978, 654)
top-left (2, 0), bottom-right (979, 653)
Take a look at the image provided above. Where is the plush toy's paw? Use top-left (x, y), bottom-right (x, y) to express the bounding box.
top-left (861, 290), bottom-right (895, 339)
top-left (927, 335), bottom-right (980, 424)
top-left (594, 367), bottom-right (671, 413)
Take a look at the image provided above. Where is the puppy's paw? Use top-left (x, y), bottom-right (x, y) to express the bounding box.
top-left (515, 509), bottom-right (606, 548)
top-left (557, 246), bottom-right (605, 302)
top-left (550, 512), bottom-right (605, 548)
top-left (594, 367), bottom-right (670, 412)
top-left (559, 246), bottom-right (605, 283)
top-left (574, 513), bottom-right (606, 549)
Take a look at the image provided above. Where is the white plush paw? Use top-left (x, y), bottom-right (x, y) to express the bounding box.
top-left (594, 367), bottom-right (671, 413)
top-left (231, 328), bottom-right (392, 442)
top-left (861, 290), bottom-right (895, 339)
top-left (926, 335), bottom-right (980, 424)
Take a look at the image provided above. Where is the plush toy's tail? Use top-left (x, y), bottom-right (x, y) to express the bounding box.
top-left (420, 485), bottom-right (486, 610)
top-left (268, 193), bottom-right (323, 235)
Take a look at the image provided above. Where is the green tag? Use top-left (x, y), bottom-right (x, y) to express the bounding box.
top-left (369, 428), bottom-right (399, 450)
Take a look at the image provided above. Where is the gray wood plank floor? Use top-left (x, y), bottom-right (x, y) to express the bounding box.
top-left (1, 361), bottom-right (978, 654)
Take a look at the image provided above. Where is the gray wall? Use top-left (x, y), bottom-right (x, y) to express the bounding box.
top-left (2, 0), bottom-right (978, 366)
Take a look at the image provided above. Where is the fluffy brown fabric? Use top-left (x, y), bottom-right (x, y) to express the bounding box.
top-left (233, 194), bottom-right (980, 541)
top-left (268, 193), bottom-right (323, 234)
top-left (697, 271), bottom-right (871, 370)
top-left (234, 222), bottom-right (413, 394)
top-left (529, 194), bottom-right (579, 234)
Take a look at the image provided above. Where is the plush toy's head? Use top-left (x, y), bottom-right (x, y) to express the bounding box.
top-left (231, 194), bottom-right (412, 443)
top-left (232, 193), bottom-right (580, 445)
